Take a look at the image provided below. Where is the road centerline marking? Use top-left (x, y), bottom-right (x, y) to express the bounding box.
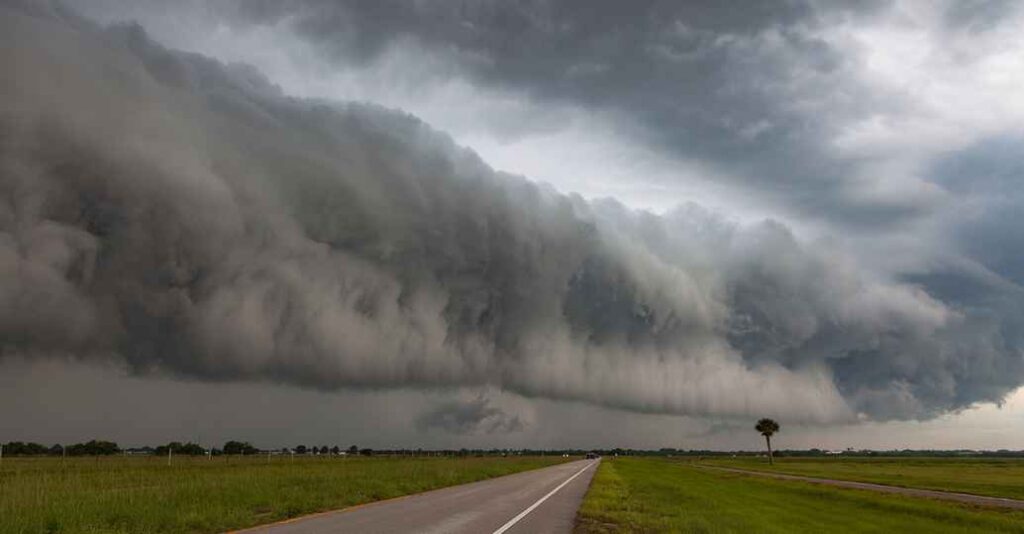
top-left (491, 460), bottom-right (596, 534)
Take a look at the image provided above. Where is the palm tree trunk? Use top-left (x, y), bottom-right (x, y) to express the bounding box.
top-left (766, 435), bottom-right (773, 465)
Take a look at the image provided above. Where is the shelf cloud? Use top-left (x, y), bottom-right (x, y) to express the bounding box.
top-left (2, 1), bottom-right (1023, 430)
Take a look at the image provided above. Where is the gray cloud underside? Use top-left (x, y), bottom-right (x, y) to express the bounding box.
top-left (1, 1), bottom-right (1022, 423)
top-left (189, 0), bottom-right (914, 228)
top-left (186, 0), bottom-right (1024, 238)
top-left (415, 396), bottom-right (525, 436)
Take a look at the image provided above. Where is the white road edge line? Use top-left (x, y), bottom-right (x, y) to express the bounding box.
top-left (491, 460), bottom-right (597, 534)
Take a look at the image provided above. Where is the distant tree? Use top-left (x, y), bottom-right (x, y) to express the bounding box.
top-left (3, 441), bottom-right (49, 456)
top-left (223, 441), bottom-right (257, 455)
top-left (156, 442), bottom-right (206, 456)
top-left (360, 448), bottom-right (373, 457)
top-left (319, 446), bottom-right (329, 455)
top-left (348, 445), bottom-right (359, 455)
top-left (66, 440), bottom-right (119, 456)
top-left (295, 445), bottom-right (308, 455)
top-left (179, 442), bottom-right (205, 455)
top-left (2, 440), bottom-right (49, 453)
top-left (755, 418), bottom-right (780, 465)
top-left (331, 446), bottom-right (340, 455)
top-left (155, 442), bottom-right (181, 456)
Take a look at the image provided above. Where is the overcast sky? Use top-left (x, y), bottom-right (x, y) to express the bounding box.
top-left (2, 0), bottom-right (1023, 450)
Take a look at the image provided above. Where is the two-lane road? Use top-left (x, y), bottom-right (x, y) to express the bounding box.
top-left (236, 459), bottom-right (598, 534)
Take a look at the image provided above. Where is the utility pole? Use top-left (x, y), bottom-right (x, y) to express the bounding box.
top-left (167, 446), bottom-right (172, 467)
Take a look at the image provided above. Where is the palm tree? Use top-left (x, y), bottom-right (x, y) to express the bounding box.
top-left (755, 418), bottom-right (780, 465)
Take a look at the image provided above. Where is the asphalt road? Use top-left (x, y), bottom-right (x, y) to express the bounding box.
top-left (701, 465), bottom-right (1024, 509)
top-left (237, 459), bottom-right (598, 534)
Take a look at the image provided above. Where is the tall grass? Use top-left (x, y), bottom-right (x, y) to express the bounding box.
top-left (575, 457), bottom-right (1024, 533)
top-left (0, 455), bottom-right (567, 533)
top-left (702, 456), bottom-right (1024, 500)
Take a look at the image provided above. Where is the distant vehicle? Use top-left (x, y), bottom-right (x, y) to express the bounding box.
top-left (586, 452), bottom-right (598, 459)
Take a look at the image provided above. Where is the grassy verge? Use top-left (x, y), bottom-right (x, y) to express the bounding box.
top-left (702, 456), bottom-right (1024, 500)
top-left (575, 457), bottom-right (1024, 533)
top-left (0, 455), bottom-right (569, 533)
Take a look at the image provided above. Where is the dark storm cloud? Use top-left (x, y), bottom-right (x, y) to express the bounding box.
top-left (415, 396), bottom-right (525, 435)
top-left (209, 0), bottom-right (921, 228)
top-left (929, 134), bottom-right (1024, 286)
top-left (1, 1), bottom-right (1023, 424)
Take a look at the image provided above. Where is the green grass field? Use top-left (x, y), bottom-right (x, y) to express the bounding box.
top-left (575, 457), bottom-right (1024, 533)
top-left (702, 456), bottom-right (1024, 500)
top-left (0, 455), bottom-right (568, 534)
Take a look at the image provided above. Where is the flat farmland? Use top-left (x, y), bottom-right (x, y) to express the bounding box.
top-left (702, 456), bottom-right (1024, 500)
top-left (0, 455), bottom-right (569, 534)
top-left (575, 457), bottom-right (1024, 533)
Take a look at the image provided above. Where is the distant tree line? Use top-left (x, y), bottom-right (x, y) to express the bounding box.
top-left (154, 442), bottom-right (206, 456)
top-left (66, 440), bottom-right (120, 456)
top-left (5, 441), bottom-right (1024, 458)
top-left (0, 440), bottom-right (368, 457)
top-left (643, 448), bottom-right (1024, 458)
top-left (2, 442), bottom-right (53, 456)
top-left (1, 440), bottom-right (120, 456)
